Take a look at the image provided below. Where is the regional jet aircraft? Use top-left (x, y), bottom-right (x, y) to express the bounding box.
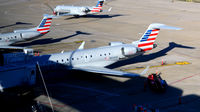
top-left (47, 0), bottom-right (108, 17)
top-left (0, 14), bottom-right (53, 49)
top-left (36, 23), bottom-right (181, 77)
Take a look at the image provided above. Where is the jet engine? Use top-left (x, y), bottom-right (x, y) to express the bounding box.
top-left (21, 31), bottom-right (40, 39)
top-left (81, 7), bottom-right (90, 13)
top-left (109, 42), bottom-right (124, 46)
top-left (14, 29), bottom-right (27, 33)
top-left (121, 46), bottom-right (137, 56)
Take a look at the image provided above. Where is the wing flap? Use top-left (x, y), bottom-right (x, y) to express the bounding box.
top-left (73, 66), bottom-right (141, 78)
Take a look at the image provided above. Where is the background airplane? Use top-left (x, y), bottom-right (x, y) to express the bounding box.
top-left (35, 23), bottom-right (181, 78)
top-left (45, 0), bottom-right (109, 17)
top-left (0, 14), bottom-right (53, 49)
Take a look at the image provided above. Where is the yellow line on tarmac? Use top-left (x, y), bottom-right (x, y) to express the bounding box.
top-left (121, 61), bottom-right (191, 71)
top-left (63, 40), bottom-right (84, 44)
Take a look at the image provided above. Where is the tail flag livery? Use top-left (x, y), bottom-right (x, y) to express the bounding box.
top-left (137, 23), bottom-right (182, 51)
top-left (91, 0), bottom-right (104, 12)
top-left (37, 14), bottom-right (53, 34)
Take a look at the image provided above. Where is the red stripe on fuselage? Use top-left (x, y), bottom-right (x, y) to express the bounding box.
top-left (149, 33), bottom-right (158, 36)
top-left (46, 18), bottom-right (52, 20)
top-left (91, 10), bottom-right (100, 12)
top-left (43, 25), bottom-right (51, 27)
top-left (37, 28), bottom-right (50, 31)
top-left (45, 21), bottom-right (51, 24)
top-left (93, 7), bottom-right (101, 9)
top-left (143, 47), bottom-right (153, 51)
top-left (147, 38), bottom-right (156, 41)
top-left (152, 29), bottom-right (160, 32)
top-left (138, 42), bottom-right (154, 47)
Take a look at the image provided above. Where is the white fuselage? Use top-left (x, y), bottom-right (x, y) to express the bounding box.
top-left (54, 6), bottom-right (97, 16)
top-left (0, 31), bottom-right (41, 46)
top-left (37, 44), bottom-right (138, 68)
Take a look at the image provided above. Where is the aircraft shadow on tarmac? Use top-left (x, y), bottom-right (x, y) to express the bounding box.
top-left (108, 42), bottom-right (195, 69)
top-left (64, 14), bottom-right (123, 20)
top-left (35, 70), bottom-right (200, 112)
top-left (1, 60), bottom-right (200, 112)
top-left (0, 22), bottom-right (32, 29)
top-left (15, 31), bottom-right (91, 47)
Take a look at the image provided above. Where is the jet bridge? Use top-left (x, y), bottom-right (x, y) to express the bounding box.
top-left (0, 64), bottom-right (36, 90)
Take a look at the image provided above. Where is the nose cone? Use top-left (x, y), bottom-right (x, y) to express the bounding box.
top-left (22, 31), bottom-right (40, 39)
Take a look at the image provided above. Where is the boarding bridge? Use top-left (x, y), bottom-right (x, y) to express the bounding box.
top-left (0, 65), bottom-right (36, 90)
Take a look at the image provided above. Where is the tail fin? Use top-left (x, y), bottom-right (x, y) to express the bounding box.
top-left (37, 14), bottom-right (53, 34)
top-left (91, 0), bottom-right (104, 12)
top-left (137, 23), bottom-right (182, 51)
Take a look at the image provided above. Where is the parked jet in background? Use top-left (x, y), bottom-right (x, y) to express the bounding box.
top-left (36, 23), bottom-right (181, 77)
top-left (46, 0), bottom-right (108, 17)
top-left (0, 14), bottom-right (53, 49)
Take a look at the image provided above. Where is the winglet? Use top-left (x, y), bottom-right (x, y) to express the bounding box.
top-left (140, 66), bottom-right (150, 75)
top-left (78, 41), bottom-right (85, 50)
top-left (108, 7), bottom-right (112, 12)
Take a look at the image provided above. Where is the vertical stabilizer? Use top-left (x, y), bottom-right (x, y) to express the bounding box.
top-left (137, 23), bottom-right (181, 51)
top-left (37, 14), bottom-right (53, 34)
top-left (91, 0), bottom-right (104, 12)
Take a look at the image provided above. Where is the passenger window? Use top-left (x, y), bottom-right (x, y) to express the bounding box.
top-left (0, 38), bottom-right (1, 40)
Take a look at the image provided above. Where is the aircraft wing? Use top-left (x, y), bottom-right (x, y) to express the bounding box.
top-left (0, 45), bottom-right (26, 50)
top-left (72, 66), bottom-right (149, 78)
top-left (0, 46), bottom-right (33, 53)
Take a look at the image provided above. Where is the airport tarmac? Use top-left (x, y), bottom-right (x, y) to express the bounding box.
top-left (0, 0), bottom-right (200, 111)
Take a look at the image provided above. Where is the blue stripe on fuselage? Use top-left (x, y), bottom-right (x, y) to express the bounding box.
top-left (140, 30), bottom-right (152, 42)
top-left (39, 19), bottom-right (47, 28)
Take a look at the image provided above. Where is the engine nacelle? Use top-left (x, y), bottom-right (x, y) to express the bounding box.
top-left (21, 31), bottom-right (40, 39)
top-left (121, 46), bottom-right (137, 56)
top-left (109, 42), bottom-right (124, 46)
top-left (14, 29), bottom-right (27, 33)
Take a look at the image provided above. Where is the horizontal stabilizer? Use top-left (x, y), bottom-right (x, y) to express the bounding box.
top-left (43, 14), bottom-right (57, 18)
top-left (149, 23), bottom-right (182, 30)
